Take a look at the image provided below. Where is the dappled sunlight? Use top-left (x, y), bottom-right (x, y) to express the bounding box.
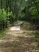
top-left (0, 0), bottom-right (39, 51)
top-left (0, 22), bottom-right (39, 52)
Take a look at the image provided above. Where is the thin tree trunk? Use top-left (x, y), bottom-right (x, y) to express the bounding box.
top-left (5, 0), bottom-right (8, 28)
top-left (1, 0), bottom-right (2, 9)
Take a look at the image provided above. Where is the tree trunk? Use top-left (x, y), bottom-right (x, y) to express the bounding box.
top-left (1, 0), bottom-right (2, 9)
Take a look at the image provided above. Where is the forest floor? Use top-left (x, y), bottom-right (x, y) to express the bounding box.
top-left (0, 21), bottom-right (39, 52)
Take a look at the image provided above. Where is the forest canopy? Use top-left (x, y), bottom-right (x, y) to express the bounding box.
top-left (0, 0), bottom-right (39, 30)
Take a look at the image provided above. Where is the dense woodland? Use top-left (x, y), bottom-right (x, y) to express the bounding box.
top-left (0, 0), bottom-right (39, 52)
top-left (0, 0), bottom-right (39, 30)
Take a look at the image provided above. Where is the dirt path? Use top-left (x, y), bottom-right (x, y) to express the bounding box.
top-left (0, 22), bottom-right (39, 52)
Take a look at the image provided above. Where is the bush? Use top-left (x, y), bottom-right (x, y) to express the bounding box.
top-left (0, 9), bottom-right (7, 29)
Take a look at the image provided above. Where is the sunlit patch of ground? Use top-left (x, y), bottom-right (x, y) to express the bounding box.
top-left (9, 26), bottom-right (20, 30)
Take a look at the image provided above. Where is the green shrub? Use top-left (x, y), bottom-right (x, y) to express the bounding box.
top-left (31, 38), bottom-right (39, 42)
top-left (29, 32), bottom-right (35, 35)
top-left (0, 9), bottom-right (7, 22)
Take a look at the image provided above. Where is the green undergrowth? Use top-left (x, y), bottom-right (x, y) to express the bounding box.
top-left (35, 32), bottom-right (39, 38)
top-left (22, 25), bottom-right (30, 30)
top-left (0, 29), bottom-right (8, 37)
top-left (13, 20), bottom-right (24, 25)
top-left (8, 23), bottom-right (14, 27)
top-left (30, 32), bottom-right (39, 42)
top-left (31, 37), bottom-right (39, 42)
top-left (25, 25), bottom-right (30, 30)
top-left (22, 31), bottom-right (26, 34)
top-left (28, 32), bottom-right (35, 36)
top-left (17, 20), bottom-right (24, 22)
